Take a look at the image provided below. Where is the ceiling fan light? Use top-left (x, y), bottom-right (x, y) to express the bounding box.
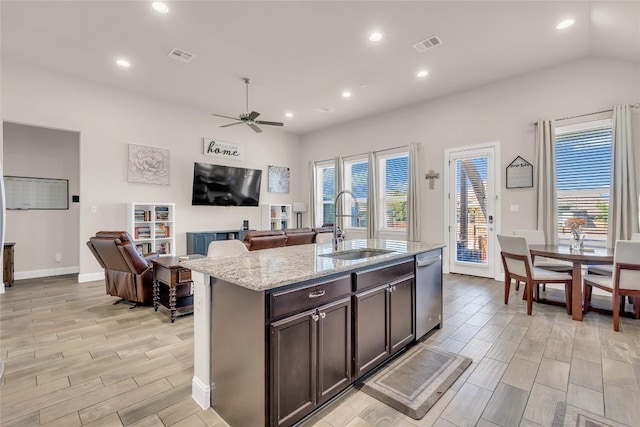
top-left (342, 91), bottom-right (352, 98)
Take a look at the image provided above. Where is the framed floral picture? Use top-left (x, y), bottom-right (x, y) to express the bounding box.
top-left (128, 144), bottom-right (170, 185)
top-left (268, 165), bottom-right (290, 193)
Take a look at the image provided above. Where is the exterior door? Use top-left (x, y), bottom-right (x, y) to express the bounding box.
top-left (446, 144), bottom-right (499, 278)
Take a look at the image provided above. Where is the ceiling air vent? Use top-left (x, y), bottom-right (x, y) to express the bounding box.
top-left (412, 35), bottom-right (442, 53)
top-left (168, 48), bottom-right (194, 63)
top-left (316, 106), bottom-right (334, 113)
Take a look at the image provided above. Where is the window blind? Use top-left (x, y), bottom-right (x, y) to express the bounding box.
top-left (556, 126), bottom-right (612, 237)
top-left (381, 155), bottom-right (408, 230)
top-left (344, 160), bottom-right (368, 227)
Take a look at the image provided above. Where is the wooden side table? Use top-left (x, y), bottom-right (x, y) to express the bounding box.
top-left (3, 243), bottom-right (15, 287)
top-left (152, 255), bottom-right (203, 322)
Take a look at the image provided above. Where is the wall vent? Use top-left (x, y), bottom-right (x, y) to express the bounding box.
top-left (412, 35), bottom-right (442, 53)
top-left (316, 106), bottom-right (334, 113)
top-left (168, 48), bottom-right (194, 63)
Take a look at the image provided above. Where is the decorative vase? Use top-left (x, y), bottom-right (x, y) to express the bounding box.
top-left (570, 226), bottom-right (585, 250)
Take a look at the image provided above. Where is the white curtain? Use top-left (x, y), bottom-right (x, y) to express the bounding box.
top-left (367, 151), bottom-right (378, 239)
top-left (535, 119), bottom-right (559, 244)
top-left (308, 161), bottom-right (317, 228)
top-left (334, 156), bottom-right (344, 231)
top-left (607, 104), bottom-right (639, 246)
top-left (407, 143), bottom-right (421, 242)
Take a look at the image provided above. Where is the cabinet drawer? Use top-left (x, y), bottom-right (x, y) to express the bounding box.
top-left (354, 259), bottom-right (414, 292)
top-left (270, 275), bottom-right (351, 319)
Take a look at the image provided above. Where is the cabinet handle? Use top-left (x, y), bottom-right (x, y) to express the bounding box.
top-left (308, 290), bottom-right (326, 299)
top-left (319, 312), bottom-right (327, 319)
top-left (311, 314), bottom-right (320, 322)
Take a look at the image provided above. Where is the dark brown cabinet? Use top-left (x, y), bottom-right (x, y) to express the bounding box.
top-left (354, 271), bottom-right (415, 378)
top-left (270, 297), bottom-right (351, 427)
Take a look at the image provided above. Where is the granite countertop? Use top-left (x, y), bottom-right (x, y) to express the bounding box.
top-left (181, 239), bottom-right (445, 291)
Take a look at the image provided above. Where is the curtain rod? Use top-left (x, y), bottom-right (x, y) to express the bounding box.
top-left (529, 103), bottom-right (639, 126)
top-left (315, 143), bottom-right (412, 164)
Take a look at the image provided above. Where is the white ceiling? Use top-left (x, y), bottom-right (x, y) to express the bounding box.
top-left (2, 1), bottom-right (639, 135)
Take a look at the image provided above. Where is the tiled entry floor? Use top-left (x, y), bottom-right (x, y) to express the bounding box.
top-left (306, 275), bottom-right (640, 427)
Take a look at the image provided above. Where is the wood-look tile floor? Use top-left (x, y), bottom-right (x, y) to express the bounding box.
top-left (1, 274), bottom-right (639, 427)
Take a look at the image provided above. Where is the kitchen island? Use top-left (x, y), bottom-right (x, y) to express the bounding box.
top-left (183, 239), bottom-right (444, 427)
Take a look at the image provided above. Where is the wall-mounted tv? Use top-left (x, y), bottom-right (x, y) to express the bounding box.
top-left (192, 162), bottom-right (262, 207)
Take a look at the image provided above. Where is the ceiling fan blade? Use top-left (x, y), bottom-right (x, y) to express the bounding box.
top-left (255, 120), bottom-right (284, 127)
top-left (220, 121), bottom-right (244, 128)
top-left (247, 123), bottom-right (263, 133)
top-left (212, 113), bottom-right (241, 121)
top-left (247, 111), bottom-right (260, 120)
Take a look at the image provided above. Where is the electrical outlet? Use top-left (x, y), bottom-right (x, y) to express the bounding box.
top-left (55, 253), bottom-right (62, 263)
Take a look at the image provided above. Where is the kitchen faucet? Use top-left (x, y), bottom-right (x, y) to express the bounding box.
top-left (332, 190), bottom-right (360, 250)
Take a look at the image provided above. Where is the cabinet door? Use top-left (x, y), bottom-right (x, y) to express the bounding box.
top-left (270, 309), bottom-right (317, 427)
top-left (354, 285), bottom-right (389, 378)
top-left (317, 297), bottom-right (351, 404)
top-left (389, 278), bottom-right (415, 354)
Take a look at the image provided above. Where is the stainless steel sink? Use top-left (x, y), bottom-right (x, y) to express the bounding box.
top-left (318, 248), bottom-right (395, 260)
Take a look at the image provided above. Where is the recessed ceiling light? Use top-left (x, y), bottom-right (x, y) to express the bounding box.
top-left (116, 59), bottom-right (131, 68)
top-left (152, 2), bottom-right (169, 13)
top-left (556, 19), bottom-right (574, 30)
top-left (285, 112), bottom-right (293, 118)
top-left (369, 32), bottom-right (382, 42)
top-left (417, 70), bottom-right (429, 78)
top-left (342, 91), bottom-right (352, 98)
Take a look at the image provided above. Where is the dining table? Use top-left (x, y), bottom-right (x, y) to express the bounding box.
top-left (528, 244), bottom-right (614, 321)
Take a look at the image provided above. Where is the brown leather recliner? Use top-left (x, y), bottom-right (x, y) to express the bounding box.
top-left (86, 231), bottom-right (158, 306)
top-left (284, 228), bottom-right (316, 246)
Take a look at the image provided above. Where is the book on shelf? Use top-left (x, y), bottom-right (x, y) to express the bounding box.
top-left (155, 206), bottom-right (170, 221)
top-left (155, 224), bottom-right (170, 238)
top-left (135, 243), bottom-right (152, 255)
top-left (134, 226), bottom-right (151, 239)
top-left (134, 209), bottom-right (152, 221)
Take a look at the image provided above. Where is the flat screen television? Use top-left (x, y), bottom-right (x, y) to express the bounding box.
top-left (192, 162), bottom-right (262, 207)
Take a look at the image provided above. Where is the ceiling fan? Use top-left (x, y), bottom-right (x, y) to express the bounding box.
top-left (212, 78), bottom-right (284, 133)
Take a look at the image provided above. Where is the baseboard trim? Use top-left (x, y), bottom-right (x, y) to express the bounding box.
top-left (15, 266), bottom-right (80, 281)
top-left (192, 376), bottom-right (211, 410)
top-left (78, 272), bottom-right (105, 283)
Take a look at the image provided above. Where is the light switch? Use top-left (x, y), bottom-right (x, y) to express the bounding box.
top-left (510, 204), bottom-right (520, 212)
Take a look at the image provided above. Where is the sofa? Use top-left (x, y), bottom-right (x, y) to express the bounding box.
top-left (242, 227), bottom-right (334, 251)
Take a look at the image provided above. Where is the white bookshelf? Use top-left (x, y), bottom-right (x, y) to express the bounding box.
top-left (128, 202), bottom-right (175, 256)
top-left (261, 204), bottom-right (292, 230)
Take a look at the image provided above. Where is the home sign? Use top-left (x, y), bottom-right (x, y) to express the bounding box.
top-left (203, 138), bottom-right (244, 161)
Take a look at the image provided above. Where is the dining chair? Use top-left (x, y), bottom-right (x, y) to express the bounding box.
top-left (587, 232), bottom-right (640, 276)
top-left (513, 229), bottom-right (572, 291)
top-left (583, 240), bottom-right (640, 331)
top-left (207, 239), bottom-right (249, 258)
top-left (498, 234), bottom-right (573, 315)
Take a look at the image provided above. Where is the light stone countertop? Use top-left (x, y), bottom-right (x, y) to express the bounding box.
top-left (181, 239), bottom-right (445, 292)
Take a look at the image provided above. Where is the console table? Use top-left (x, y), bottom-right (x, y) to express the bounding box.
top-left (152, 255), bottom-right (204, 322)
top-left (186, 230), bottom-right (253, 255)
top-left (3, 243), bottom-right (15, 287)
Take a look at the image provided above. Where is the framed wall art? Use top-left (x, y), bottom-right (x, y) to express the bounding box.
top-left (506, 156), bottom-right (533, 189)
top-left (268, 165), bottom-right (290, 193)
top-left (128, 144), bottom-right (170, 185)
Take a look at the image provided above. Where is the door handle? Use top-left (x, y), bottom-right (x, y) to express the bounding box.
top-left (308, 290), bottom-right (326, 299)
top-left (416, 255), bottom-right (441, 268)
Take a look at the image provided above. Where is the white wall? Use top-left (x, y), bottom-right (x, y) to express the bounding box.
top-left (3, 123), bottom-right (80, 278)
top-left (1, 63), bottom-right (303, 280)
top-left (301, 57), bottom-right (640, 248)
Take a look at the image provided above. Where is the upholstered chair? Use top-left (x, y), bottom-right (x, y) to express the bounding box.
top-left (497, 234), bottom-right (573, 315)
top-left (86, 231), bottom-right (157, 306)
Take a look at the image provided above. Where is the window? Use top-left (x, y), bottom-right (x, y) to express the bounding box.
top-left (343, 157), bottom-right (368, 228)
top-left (379, 152), bottom-right (408, 231)
top-left (555, 119), bottom-right (612, 240)
top-left (315, 162), bottom-right (335, 226)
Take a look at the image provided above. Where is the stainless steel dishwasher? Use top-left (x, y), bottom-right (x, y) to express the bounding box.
top-left (415, 249), bottom-right (443, 339)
